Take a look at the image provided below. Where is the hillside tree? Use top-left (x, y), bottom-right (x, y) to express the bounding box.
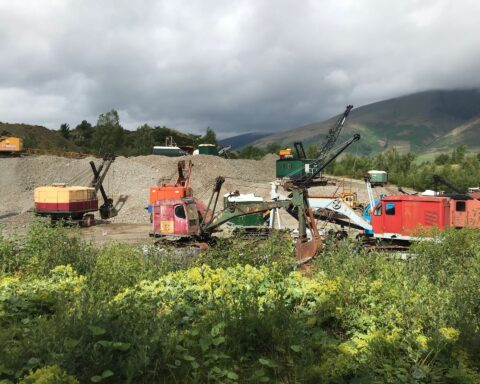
top-left (72, 120), bottom-right (94, 148)
top-left (59, 123), bottom-right (70, 139)
top-left (199, 127), bottom-right (217, 145)
top-left (92, 109), bottom-right (125, 154)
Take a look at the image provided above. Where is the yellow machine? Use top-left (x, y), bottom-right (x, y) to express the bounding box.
top-left (279, 148), bottom-right (293, 159)
top-left (0, 135), bottom-right (23, 155)
top-left (339, 190), bottom-right (359, 209)
top-left (34, 155), bottom-right (118, 226)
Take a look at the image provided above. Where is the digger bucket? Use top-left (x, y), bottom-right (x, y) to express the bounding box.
top-left (295, 237), bottom-right (322, 266)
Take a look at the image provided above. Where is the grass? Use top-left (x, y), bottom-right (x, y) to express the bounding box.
top-left (1, 222), bottom-right (480, 383)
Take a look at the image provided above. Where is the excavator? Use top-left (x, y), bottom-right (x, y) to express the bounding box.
top-left (151, 132), bottom-right (361, 264)
top-left (151, 175), bottom-right (321, 264)
top-left (34, 155), bottom-right (118, 226)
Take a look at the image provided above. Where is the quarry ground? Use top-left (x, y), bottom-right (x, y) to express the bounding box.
top-left (0, 154), bottom-right (401, 243)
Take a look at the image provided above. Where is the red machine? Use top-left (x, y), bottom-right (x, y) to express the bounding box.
top-left (152, 197), bottom-right (201, 237)
top-left (370, 195), bottom-right (450, 241)
top-left (148, 160), bottom-right (193, 214)
top-left (370, 194), bottom-right (480, 241)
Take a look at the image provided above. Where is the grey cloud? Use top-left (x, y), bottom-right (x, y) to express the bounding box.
top-left (0, 0), bottom-right (479, 137)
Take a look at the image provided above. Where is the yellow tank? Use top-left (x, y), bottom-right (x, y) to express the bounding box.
top-left (0, 136), bottom-right (23, 153)
top-left (34, 184), bottom-right (98, 213)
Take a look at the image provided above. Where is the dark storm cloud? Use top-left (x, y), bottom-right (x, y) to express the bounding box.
top-left (0, 0), bottom-right (479, 136)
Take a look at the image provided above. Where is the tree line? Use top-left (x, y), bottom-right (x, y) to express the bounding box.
top-left (58, 109), bottom-right (218, 156)
top-left (327, 144), bottom-right (480, 192)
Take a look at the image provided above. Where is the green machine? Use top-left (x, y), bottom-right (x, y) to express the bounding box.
top-left (198, 144), bottom-right (219, 156)
top-left (223, 193), bottom-right (267, 227)
top-left (276, 105), bottom-right (354, 184)
top-left (276, 158), bottom-right (321, 179)
top-left (367, 170), bottom-right (388, 186)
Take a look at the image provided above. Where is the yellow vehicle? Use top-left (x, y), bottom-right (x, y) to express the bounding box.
top-left (0, 135), bottom-right (23, 155)
top-left (339, 190), bottom-right (358, 209)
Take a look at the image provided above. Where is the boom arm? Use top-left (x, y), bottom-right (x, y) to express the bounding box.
top-left (294, 142), bottom-right (307, 159)
top-left (89, 155), bottom-right (118, 219)
top-left (316, 105), bottom-right (353, 162)
top-left (301, 133), bottom-right (360, 188)
top-left (202, 200), bottom-right (292, 233)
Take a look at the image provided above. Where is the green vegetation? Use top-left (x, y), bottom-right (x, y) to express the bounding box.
top-left (1, 221), bottom-right (480, 382)
top-left (254, 90), bottom-right (480, 155)
top-left (328, 145), bottom-right (480, 191)
top-left (65, 110), bottom-right (218, 156)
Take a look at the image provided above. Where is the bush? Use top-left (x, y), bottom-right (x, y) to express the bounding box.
top-left (19, 365), bottom-right (78, 384)
top-left (0, 223), bottom-right (480, 382)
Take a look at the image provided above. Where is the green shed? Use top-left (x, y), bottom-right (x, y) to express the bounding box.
top-left (198, 144), bottom-right (219, 156)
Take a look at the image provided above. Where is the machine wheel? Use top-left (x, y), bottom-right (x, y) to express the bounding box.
top-left (81, 214), bottom-right (95, 227)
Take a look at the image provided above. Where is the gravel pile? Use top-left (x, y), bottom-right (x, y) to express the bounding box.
top-left (0, 154), bottom-right (278, 225)
top-left (0, 153), bottom-right (403, 238)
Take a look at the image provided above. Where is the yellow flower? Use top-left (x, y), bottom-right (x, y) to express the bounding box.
top-left (439, 327), bottom-right (460, 343)
top-left (416, 335), bottom-right (428, 348)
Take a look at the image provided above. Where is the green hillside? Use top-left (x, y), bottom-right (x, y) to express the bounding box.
top-left (0, 123), bottom-right (81, 151)
top-left (253, 89), bottom-right (480, 155)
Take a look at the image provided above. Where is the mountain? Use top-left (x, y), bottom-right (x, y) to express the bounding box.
top-left (0, 123), bottom-right (80, 151)
top-left (253, 89), bottom-right (480, 155)
top-left (219, 132), bottom-right (271, 150)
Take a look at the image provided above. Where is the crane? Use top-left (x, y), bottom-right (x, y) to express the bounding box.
top-left (276, 105), bottom-right (354, 185)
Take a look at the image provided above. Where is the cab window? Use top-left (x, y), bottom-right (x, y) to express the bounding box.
top-left (374, 204), bottom-right (382, 216)
top-left (456, 201), bottom-right (466, 212)
top-left (386, 203), bottom-right (396, 215)
top-left (174, 205), bottom-right (186, 219)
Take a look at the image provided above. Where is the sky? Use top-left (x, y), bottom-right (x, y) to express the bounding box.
top-left (0, 0), bottom-right (479, 138)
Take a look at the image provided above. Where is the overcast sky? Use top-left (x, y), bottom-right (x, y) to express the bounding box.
top-left (0, 0), bottom-right (479, 137)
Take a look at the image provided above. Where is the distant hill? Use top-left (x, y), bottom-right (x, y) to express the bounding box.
top-left (219, 132), bottom-right (270, 150)
top-left (253, 89), bottom-right (480, 155)
top-left (0, 123), bottom-right (80, 151)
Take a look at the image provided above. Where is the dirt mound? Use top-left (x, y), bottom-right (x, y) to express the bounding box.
top-left (0, 154), bottom-right (278, 226)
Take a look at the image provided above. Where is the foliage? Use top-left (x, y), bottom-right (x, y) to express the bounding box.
top-left (19, 365), bottom-right (78, 384)
top-left (198, 127), bottom-right (218, 145)
top-left (71, 120), bottom-right (94, 148)
top-left (65, 111), bottom-right (221, 156)
top-left (59, 124), bottom-right (70, 140)
top-left (91, 110), bottom-right (125, 154)
top-left (0, 223), bottom-right (480, 382)
top-left (329, 145), bottom-right (480, 192)
top-left (306, 143), bottom-right (319, 158)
